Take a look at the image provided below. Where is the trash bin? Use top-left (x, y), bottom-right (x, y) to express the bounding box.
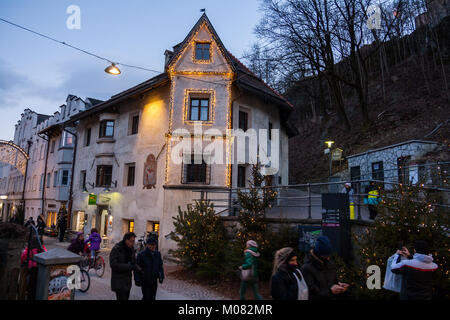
top-left (33, 248), bottom-right (81, 300)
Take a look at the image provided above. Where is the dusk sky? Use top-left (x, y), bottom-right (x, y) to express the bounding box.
top-left (0, 0), bottom-right (262, 140)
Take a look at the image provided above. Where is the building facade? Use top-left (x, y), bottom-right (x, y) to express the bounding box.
top-left (66, 14), bottom-right (295, 256)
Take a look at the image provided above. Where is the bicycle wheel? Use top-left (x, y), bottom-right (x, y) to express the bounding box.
top-left (78, 269), bottom-right (90, 292)
top-left (95, 256), bottom-right (105, 277)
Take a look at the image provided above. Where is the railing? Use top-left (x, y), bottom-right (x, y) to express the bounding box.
top-left (192, 179), bottom-right (450, 220)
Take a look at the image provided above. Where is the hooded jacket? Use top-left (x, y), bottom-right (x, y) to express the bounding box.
top-left (135, 247), bottom-right (164, 287)
top-left (67, 232), bottom-right (84, 255)
top-left (300, 250), bottom-right (337, 300)
top-left (391, 253), bottom-right (438, 300)
top-left (271, 264), bottom-right (306, 300)
top-left (241, 246), bottom-right (260, 279)
top-left (86, 232), bottom-right (102, 251)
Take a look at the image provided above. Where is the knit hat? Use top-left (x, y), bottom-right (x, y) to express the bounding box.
top-left (313, 236), bottom-right (333, 257)
top-left (146, 236), bottom-right (157, 245)
top-left (246, 240), bottom-right (258, 248)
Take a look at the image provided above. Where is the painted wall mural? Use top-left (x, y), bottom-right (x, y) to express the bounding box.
top-left (143, 154), bottom-right (157, 189)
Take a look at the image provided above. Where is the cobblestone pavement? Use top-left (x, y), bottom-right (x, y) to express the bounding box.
top-left (44, 236), bottom-right (228, 300)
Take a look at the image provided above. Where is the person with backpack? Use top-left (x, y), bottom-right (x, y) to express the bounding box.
top-left (271, 247), bottom-right (308, 300)
top-left (239, 240), bottom-right (263, 300)
top-left (85, 228), bottom-right (102, 267)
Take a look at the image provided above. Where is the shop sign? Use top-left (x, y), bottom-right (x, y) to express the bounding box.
top-left (88, 194), bottom-right (97, 205)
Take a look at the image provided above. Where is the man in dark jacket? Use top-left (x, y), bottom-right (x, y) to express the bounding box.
top-left (300, 236), bottom-right (349, 300)
top-left (391, 240), bottom-right (438, 300)
top-left (134, 236), bottom-right (164, 300)
top-left (109, 232), bottom-right (137, 300)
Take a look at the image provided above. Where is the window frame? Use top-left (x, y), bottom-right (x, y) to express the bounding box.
top-left (61, 170), bottom-right (69, 186)
top-left (99, 120), bottom-right (115, 138)
top-left (96, 165), bottom-right (113, 188)
top-left (239, 111), bottom-right (249, 131)
top-left (237, 165), bottom-right (246, 188)
top-left (182, 154), bottom-right (210, 184)
top-left (189, 98), bottom-right (210, 122)
top-left (130, 115), bottom-right (139, 135)
top-left (85, 128), bottom-right (91, 147)
top-left (194, 42), bottom-right (211, 61)
top-left (125, 163), bottom-right (136, 187)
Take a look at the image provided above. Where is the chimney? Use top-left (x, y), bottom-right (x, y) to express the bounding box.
top-left (164, 50), bottom-right (174, 68)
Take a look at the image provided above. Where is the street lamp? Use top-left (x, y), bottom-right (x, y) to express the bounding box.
top-left (325, 140), bottom-right (335, 148)
top-left (103, 181), bottom-right (117, 193)
top-left (324, 140), bottom-right (335, 177)
top-left (105, 63), bottom-right (121, 75)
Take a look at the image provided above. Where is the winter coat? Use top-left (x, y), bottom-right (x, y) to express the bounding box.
top-left (134, 247), bottom-right (164, 287)
top-left (86, 232), bottom-right (102, 251)
top-left (391, 253), bottom-right (438, 300)
top-left (340, 187), bottom-right (355, 203)
top-left (241, 247), bottom-right (260, 280)
top-left (364, 184), bottom-right (380, 205)
top-left (300, 250), bottom-right (337, 300)
top-left (37, 218), bottom-right (45, 235)
top-left (68, 233), bottom-right (84, 255)
top-left (109, 240), bottom-right (136, 292)
top-left (21, 246), bottom-right (47, 269)
top-left (271, 265), bottom-right (305, 300)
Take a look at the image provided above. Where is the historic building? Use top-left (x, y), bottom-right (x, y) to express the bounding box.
top-left (65, 14), bottom-right (296, 256)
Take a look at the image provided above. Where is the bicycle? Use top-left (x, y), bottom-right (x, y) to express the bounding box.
top-left (80, 243), bottom-right (105, 277)
top-left (78, 265), bottom-right (90, 293)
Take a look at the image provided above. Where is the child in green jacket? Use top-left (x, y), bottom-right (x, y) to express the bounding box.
top-left (239, 240), bottom-right (263, 300)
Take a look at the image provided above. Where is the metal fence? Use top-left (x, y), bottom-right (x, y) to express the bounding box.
top-left (192, 179), bottom-right (450, 221)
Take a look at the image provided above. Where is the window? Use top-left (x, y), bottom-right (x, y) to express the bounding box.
top-left (146, 221), bottom-right (160, 235)
top-left (182, 155), bottom-right (209, 184)
top-left (268, 122), bottom-right (273, 140)
top-left (39, 174), bottom-right (44, 190)
top-left (189, 98), bottom-right (209, 121)
top-left (122, 219), bottom-right (135, 234)
top-left (32, 175), bottom-right (37, 191)
top-left (61, 170), bottom-right (69, 186)
top-left (96, 165), bottom-right (112, 187)
top-left (195, 42), bottom-right (210, 60)
top-left (80, 171), bottom-right (86, 190)
top-left (125, 163), bottom-right (136, 186)
top-left (40, 145), bottom-right (44, 160)
top-left (397, 156), bottom-right (411, 184)
top-left (239, 111), bottom-right (248, 131)
top-left (50, 140), bottom-right (56, 153)
top-left (372, 162), bottom-right (384, 182)
top-left (131, 115), bottom-right (139, 135)
top-left (238, 165), bottom-right (246, 188)
top-left (53, 171), bottom-right (58, 187)
top-left (99, 120), bottom-right (114, 138)
top-left (46, 173), bottom-right (51, 188)
top-left (61, 131), bottom-right (74, 147)
top-left (85, 128), bottom-right (91, 146)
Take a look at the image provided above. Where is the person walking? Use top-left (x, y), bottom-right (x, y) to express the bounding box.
top-left (36, 215), bottom-right (45, 238)
top-left (391, 240), bottom-right (438, 300)
top-left (239, 240), bottom-right (263, 300)
top-left (24, 217), bottom-right (35, 227)
top-left (364, 181), bottom-right (380, 220)
top-left (341, 183), bottom-right (355, 220)
top-left (21, 235), bottom-right (46, 300)
top-left (134, 236), bottom-right (164, 300)
top-left (86, 228), bottom-right (102, 266)
top-left (109, 232), bottom-right (137, 300)
top-left (67, 232), bottom-right (85, 255)
top-left (270, 247), bottom-right (308, 300)
top-left (301, 236), bottom-right (349, 300)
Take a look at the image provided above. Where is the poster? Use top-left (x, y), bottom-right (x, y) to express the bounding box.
top-left (298, 226), bottom-right (322, 253)
top-left (88, 194), bottom-right (97, 205)
top-left (48, 265), bottom-right (72, 300)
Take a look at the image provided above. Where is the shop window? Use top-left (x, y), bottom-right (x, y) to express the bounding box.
top-left (146, 221), bottom-right (160, 235)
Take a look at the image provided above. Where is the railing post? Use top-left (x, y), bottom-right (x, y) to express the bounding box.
top-left (357, 183), bottom-right (362, 220)
top-left (307, 183), bottom-right (312, 219)
top-left (228, 188), bottom-right (232, 216)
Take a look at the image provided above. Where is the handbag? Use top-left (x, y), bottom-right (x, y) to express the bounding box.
top-left (383, 254), bottom-right (403, 293)
top-left (239, 266), bottom-right (254, 281)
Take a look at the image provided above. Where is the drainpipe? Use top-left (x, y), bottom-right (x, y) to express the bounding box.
top-left (38, 133), bottom-right (50, 217)
top-left (61, 126), bottom-right (77, 231)
top-left (21, 140), bottom-right (32, 214)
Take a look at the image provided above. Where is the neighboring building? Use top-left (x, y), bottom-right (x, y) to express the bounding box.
top-left (0, 96), bottom-right (102, 226)
top-left (415, 0), bottom-right (450, 29)
top-left (347, 140), bottom-right (441, 188)
top-left (66, 14), bottom-right (296, 255)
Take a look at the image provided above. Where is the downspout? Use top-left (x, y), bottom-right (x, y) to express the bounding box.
top-left (21, 140), bottom-right (32, 213)
top-left (61, 126), bottom-right (77, 231)
top-left (38, 133), bottom-right (50, 217)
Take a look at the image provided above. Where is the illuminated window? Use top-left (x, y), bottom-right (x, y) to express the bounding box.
top-left (195, 42), bottom-right (210, 60)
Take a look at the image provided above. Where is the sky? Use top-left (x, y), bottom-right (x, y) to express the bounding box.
top-left (0, 0), bottom-right (262, 140)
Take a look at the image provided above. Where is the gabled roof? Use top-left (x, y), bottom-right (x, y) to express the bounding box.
top-left (165, 13), bottom-right (236, 73)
